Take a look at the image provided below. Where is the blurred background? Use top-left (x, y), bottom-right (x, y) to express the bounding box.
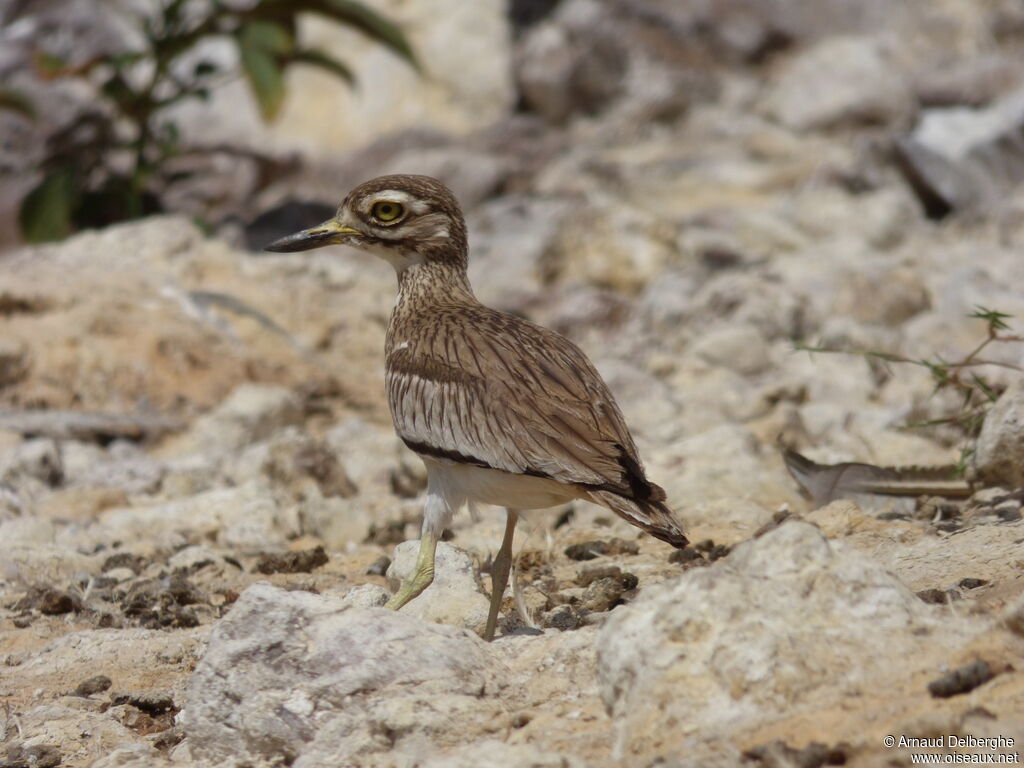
top-left (2, 2), bottom-right (1024, 766)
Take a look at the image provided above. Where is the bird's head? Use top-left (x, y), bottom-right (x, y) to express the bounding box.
top-left (263, 174), bottom-right (468, 274)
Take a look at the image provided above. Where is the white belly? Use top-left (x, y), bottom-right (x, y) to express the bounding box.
top-left (423, 457), bottom-right (581, 511)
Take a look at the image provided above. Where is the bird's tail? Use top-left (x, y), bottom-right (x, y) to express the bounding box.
top-left (587, 489), bottom-right (689, 549)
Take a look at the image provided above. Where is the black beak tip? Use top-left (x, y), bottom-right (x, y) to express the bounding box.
top-left (262, 232), bottom-right (318, 253)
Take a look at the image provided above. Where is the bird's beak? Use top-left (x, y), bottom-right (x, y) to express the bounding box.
top-left (263, 218), bottom-right (363, 253)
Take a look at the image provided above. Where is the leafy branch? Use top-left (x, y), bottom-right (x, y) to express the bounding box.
top-left (796, 306), bottom-right (1022, 438)
top-left (11, 0), bottom-right (419, 243)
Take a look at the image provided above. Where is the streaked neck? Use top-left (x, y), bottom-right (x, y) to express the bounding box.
top-left (396, 259), bottom-right (475, 306)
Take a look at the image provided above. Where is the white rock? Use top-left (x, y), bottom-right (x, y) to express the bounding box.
top-left (89, 743), bottom-right (173, 768)
top-left (974, 381), bottom-right (1024, 488)
top-left (2, 544), bottom-right (96, 585)
top-left (765, 35), bottom-right (912, 130)
top-left (596, 521), bottom-right (965, 757)
top-left (387, 540), bottom-right (490, 633)
top-left (338, 583), bottom-right (390, 609)
top-left (421, 740), bottom-right (584, 768)
top-left (690, 323), bottom-right (772, 376)
top-left (652, 424), bottom-right (798, 515)
top-left (174, 0), bottom-right (514, 157)
top-left (94, 484), bottom-right (298, 553)
top-left (0, 438), bottom-right (62, 486)
top-left (181, 583), bottom-right (505, 767)
top-left (172, 384), bottom-right (302, 457)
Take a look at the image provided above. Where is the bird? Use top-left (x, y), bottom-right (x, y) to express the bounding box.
top-left (265, 174), bottom-right (688, 640)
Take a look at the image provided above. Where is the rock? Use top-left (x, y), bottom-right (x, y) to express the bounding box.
top-left (546, 203), bottom-right (678, 294)
top-left (467, 195), bottom-right (572, 312)
top-left (421, 740), bottom-right (583, 768)
top-left (338, 583), bottom-right (390, 609)
top-left (74, 674), bottom-right (113, 696)
top-left (652, 425), bottom-right (797, 520)
top-left (596, 521), bottom-right (962, 757)
top-left (0, 337), bottom-right (29, 387)
top-left (11, 706), bottom-right (138, 768)
top-left (2, 544), bottom-right (96, 585)
top-left (974, 381), bottom-right (1024, 488)
top-left (690, 323), bottom-right (772, 376)
top-left (254, 545), bottom-right (329, 575)
top-left (177, 0), bottom-right (515, 157)
top-left (174, 384), bottom-right (303, 456)
top-left (182, 583), bottom-right (505, 767)
top-left (94, 484), bottom-right (299, 552)
top-left (832, 266), bottom-right (932, 326)
top-left (895, 86), bottom-right (1024, 216)
top-left (386, 540), bottom-right (490, 633)
top-left (1, 438), bottom-right (62, 487)
top-left (517, 10), bottom-right (625, 124)
top-left (90, 743), bottom-right (173, 768)
top-left (765, 35), bottom-right (913, 130)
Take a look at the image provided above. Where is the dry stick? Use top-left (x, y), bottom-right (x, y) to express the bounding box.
top-left (0, 409), bottom-right (182, 442)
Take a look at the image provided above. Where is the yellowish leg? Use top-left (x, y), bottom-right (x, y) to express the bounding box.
top-left (384, 530), bottom-right (438, 610)
top-left (484, 509), bottom-right (518, 642)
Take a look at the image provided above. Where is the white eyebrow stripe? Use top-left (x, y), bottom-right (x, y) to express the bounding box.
top-left (366, 189), bottom-right (430, 215)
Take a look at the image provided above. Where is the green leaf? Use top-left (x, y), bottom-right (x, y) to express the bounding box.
top-left (237, 31), bottom-right (286, 121)
top-left (33, 50), bottom-right (68, 77)
top-left (0, 87), bottom-right (35, 119)
top-left (240, 19), bottom-right (294, 54)
top-left (302, 0), bottom-right (419, 71)
top-left (19, 168), bottom-right (77, 243)
top-left (289, 48), bottom-right (354, 84)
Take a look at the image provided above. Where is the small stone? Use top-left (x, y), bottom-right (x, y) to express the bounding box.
top-left (111, 691), bottom-right (177, 716)
top-left (366, 555), bottom-right (390, 576)
top-left (101, 552), bottom-right (148, 575)
top-left (254, 546), bottom-right (329, 575)
top-left (338, 584), bottom-right (389, 609)
top-left (958, 578), bottom-right (989, 590)
top-left (75, 675), bottom-right (113, 697)
top-left (668, 547), bottom-right (705, 566)
top-left (564, 541), bottom-right (609, 561)
top-left (543, 604), bottom-right (582, 631)
top-left (2, 744), bottom-right (62, 768)
top-left (743, 739), bottom-right (849, 768)
top-left (564, 538), bottom-right (638, 562)
top-left (578, 574), bottom-right (638, 614)
top-left (575, 564), bottom-right (623, 587)
top-left (928, 660), bottom-right (995, 698)
top-left (14, 587), bottom-right (80, 615)
top-left (916, 588), bottom-right (959, 605)
top-left (105, 567), bottom-right (136, 583)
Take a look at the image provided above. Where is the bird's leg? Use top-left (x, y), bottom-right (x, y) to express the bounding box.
top-left (384, 528), bottom-right (438, 610)
top-left (484, 508), bottom-right (518, 641)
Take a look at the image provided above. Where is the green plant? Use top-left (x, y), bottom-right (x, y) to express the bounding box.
top-left (13, 0), bottom-right (418, 243)
top-left (796, 306), bottom-right (1023, 468)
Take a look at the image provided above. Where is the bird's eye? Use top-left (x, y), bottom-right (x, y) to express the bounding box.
top-left (371, 201), bottom-right (404, 223)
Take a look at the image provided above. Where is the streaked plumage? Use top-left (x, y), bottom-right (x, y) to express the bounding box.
top-left (265, 174), bottom-right (687, 638)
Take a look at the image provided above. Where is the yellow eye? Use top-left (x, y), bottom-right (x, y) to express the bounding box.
top-left (371, 200), bottom-right (404, 223)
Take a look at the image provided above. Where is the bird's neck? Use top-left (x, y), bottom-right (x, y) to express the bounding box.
top-left (395, 258), bottom-right (476, 309)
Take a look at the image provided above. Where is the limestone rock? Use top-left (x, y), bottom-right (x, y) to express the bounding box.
top-left (421, 740), bottom-right (583, 768)
top-left (173, 384), bottom-right (302, 457)
top-left (765, 35), bottom-right (912, 130)
top-left (596, 521), bottom-right (963, 759)
top-left (182, 583), bottom-right (505, 767)
top-left (174, 0), bottom-right (515, 157)
top-left (690, 323), bottom-right (772, 376)
top-left (387, 540), bottom-right (490, 633)
top-left (974, 381), bottom-right (1024, 488)
top-left (93, 484), bottom-right (299, 553)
